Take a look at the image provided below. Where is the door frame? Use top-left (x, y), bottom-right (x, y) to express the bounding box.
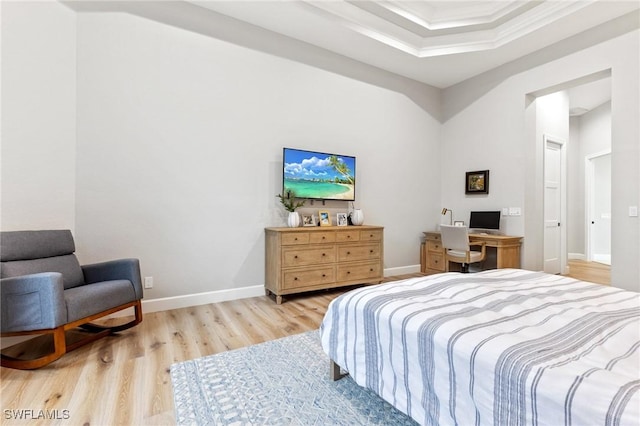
top-left (543, 134), bottom-right (567, 274)
top-left (585, 149), bottom-right (611, 262)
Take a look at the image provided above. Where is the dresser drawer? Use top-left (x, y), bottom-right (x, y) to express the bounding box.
top-left (283, 267), bottom-right (335, 289)
top-left (336, 230), bottom-right (360, 243)
top-left (309, 231), bottom-right (336, 244)
top-left (337, 262), bottom-right (381, 281)
top-left (283, 246), bottom-right (335, 267)
top-left (428, 253), bottom-right (445, 271)
top-left (360, 229), bottom-right (382, 241)
top-left (281, 232), bottom-right (310, 245)
top-left (337, 243), bottom-right (380, 262)
top-left (427, 240), bottom-right (443, 252)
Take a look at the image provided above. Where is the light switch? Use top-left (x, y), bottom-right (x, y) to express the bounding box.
top-left (502, 208), bottom-right (509, 216)
top-left (630, 206), bottom-right (638, 217)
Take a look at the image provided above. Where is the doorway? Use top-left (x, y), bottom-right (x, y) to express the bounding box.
top-left (586, 152), bottom-right (611, 265)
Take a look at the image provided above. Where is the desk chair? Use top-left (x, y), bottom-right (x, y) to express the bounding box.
top-left (440, 225), bottom-right (486, 273)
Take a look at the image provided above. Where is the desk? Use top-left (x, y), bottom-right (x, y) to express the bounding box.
top-left (421, 231), bottom-right (522, 273)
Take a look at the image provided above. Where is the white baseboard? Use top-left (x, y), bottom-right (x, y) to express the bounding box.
top-left (109, 285), bottom-right (266, 318)
top-left (92, 265), bottom-right (424, 319)
top-left (568, 253), bottom-right (586, 260)
top-left (384, 264), bottom-right (421, 277)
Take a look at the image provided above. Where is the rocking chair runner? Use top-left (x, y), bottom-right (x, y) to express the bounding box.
top-left (0, 230), bottom-right (143, 369)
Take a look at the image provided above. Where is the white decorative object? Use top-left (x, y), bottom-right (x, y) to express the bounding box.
top-left (287, 211), bottom-right (301, 228)
top-left (350, 209), bottom-right (364, 226)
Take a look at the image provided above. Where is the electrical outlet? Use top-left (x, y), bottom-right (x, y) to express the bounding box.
top-left (144, 276), bottom-right (154, 289)
top-left (630, 206), bottom-right (638, 217)
top-left (509, 207), bottom-right (522, 216)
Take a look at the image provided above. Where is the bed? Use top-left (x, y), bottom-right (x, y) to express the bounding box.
top-left (320, 269), bottom-right (640, 426)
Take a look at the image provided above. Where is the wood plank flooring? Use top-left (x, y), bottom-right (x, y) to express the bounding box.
top-left (566, 259), bottom-right (610, 285)
top-left (0, 267), bottom-right (606, 425)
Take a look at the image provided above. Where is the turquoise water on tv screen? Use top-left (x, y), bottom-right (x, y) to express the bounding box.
top-left (284, 179), bottom-right (352, 200)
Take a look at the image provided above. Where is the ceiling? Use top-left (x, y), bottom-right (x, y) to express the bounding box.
top-left (190, 0), bottom-right (639, 88)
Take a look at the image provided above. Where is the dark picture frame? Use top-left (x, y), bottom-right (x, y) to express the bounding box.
top-left (466, 170), bottom-right (489, 194)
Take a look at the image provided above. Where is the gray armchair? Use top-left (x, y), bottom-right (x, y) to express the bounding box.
top-left (1, 230), bottom-right (143, 369)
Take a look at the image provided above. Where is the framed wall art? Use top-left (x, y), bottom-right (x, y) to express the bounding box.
top-left (466, 170), bottom-right (489, 194)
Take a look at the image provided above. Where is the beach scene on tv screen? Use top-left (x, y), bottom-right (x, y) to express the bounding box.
top-left (284, 150), bottom-right (355, 200)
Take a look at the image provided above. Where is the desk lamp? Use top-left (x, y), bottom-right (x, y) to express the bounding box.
top-left (441, 208), bottom-right (453, 225)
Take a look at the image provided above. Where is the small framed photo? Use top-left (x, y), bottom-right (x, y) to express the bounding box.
top-left (466, 170), bottom-right (489, 194)
top-left (302, 214), bottom-right (316, 227)
top-left (318, 210), bottom-right (331, 226)
top-left (336, 212), bottom-right (348, 227)
top-left (454, 221), bottom-right (465, 227)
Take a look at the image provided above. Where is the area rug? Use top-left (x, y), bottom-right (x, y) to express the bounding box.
top-left (170, 330), bottom-right (416, 425)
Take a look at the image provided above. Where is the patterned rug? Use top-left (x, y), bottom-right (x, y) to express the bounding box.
top-left (170, 330), bottom-right (416, 425)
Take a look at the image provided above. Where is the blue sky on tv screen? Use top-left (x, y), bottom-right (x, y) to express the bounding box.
top-left (284, 149), bottom-right (355, 181)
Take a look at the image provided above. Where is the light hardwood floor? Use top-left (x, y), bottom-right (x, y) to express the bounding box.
top-left (0, 267), bottom-right (606, 425)
top-left (566, 259), bottom-right (610, 285)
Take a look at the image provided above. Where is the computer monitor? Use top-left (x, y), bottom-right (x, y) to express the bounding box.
top-left (469, 211), bottom-right (501, 231)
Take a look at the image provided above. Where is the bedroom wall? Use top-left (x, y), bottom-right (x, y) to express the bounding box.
top-left (73, 11), bottom-right (441, 302)
top-left (442, 30), bottom-right (639, 291)
top-left (0, 1), bottom-right (77, 231)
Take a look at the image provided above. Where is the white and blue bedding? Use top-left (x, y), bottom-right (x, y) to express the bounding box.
top-left (320, 269), bottom-right (640, 426)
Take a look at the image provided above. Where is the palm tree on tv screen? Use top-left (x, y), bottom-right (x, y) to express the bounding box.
top-left (328, 155), bottom-right (354, 185)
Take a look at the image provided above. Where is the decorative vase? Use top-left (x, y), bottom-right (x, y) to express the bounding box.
top-left (350, 209), bottom-right (364, 226)
top-left (287, 211), bottom-right (301, 228)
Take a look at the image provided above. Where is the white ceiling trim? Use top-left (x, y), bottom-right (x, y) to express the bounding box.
top-left (303, 0), bottom-right (597, 57)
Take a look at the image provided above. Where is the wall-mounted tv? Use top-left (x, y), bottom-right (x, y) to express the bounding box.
top-left (283, 147), bottom-right (356, 201)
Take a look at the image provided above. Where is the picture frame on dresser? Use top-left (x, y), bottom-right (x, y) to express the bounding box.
top-left (319, 211), bottom-right (331, 226)
top-left (336, 213), bottom-right (348, 226)
top-left (302, 214), bottom-right (315, 227)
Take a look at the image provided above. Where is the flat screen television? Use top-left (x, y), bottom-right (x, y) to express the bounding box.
top-left (283, 147), bottom-right (356, 201)
top-left (469, 211), bottom-right (501, 231)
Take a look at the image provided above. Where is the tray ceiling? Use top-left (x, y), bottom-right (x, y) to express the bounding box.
top-left (190, 0), bottom-right (639, 87)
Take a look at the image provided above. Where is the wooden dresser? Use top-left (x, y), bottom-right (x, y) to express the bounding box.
top-left (265, 226), bottom-right (384, 304)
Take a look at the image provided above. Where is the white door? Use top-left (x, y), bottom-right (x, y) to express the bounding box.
top-left (544, 140), bottom-right (563, 274)
top-left (589, 153), bottom-right (611, 265)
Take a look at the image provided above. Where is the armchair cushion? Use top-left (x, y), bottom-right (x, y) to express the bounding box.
top-left (1, 255), bottom-right (85, 289)
top-left (1, 230), bottom-right (76, 261)
top-left (64, 280), bottom-right (137, 322)
top-left (1, 230), bottom-right (85, 289)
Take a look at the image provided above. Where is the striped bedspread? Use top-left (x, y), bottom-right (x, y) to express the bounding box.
top-left (320, 269), bottom-right (640, 426)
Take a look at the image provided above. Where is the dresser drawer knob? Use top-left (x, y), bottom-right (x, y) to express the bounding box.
top-left (322, 274), bottom-right (326, 277)
top-left (322, 253), bottom-right (326, 257)
top-left (370, 268), bottom-right (374, 272)
top-left (370, 250), bottom-right (374, 253)
top-left (346, 251), bottom-right (351, 255)
top-left (294, 277), bottom-right (298, 281)
top-left (294, 255), bottom-right (298, 259)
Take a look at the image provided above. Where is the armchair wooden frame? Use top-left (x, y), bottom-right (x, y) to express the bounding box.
top-left (1, 300), bottom-right (142, 370)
